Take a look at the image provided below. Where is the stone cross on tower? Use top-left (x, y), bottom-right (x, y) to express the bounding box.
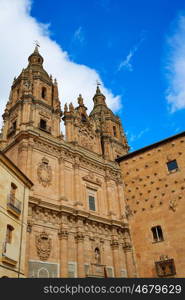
top-left (34, 40), bottom-right (40, 48)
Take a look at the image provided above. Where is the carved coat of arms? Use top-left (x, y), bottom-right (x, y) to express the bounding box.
top-left (37, 158), bottom-right (52, 187)
top-left (35, 231), bottom-right (51, 261)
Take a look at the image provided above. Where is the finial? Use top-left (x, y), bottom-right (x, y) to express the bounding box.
top-left (96, 80), bottom-right (102, 95)
top-left (54, 78), bottom-right (57, 85)
top-left (96, 80), bottom-right (101, 86)
top-left (34, 40), bottom-right (40, 52)
top-left (64, 103), bottom-right (68, 112)
top-left (69, 102), bottom-right (74, 112)
top-left (77, 94), bottom-right (84, 106)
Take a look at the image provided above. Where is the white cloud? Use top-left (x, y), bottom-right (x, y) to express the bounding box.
top-left (118, 51), bottom-right (134, 72)
top-left (118, 34), bottom-right (145, 72)
top-left (0, 0), bottom-right (121, 130)
top-left (129, 128), bottom-right (149, 143)
top-left (166, 14), bottom-right (185, 112)
top-left (73, 26), bottom-right (84, 44)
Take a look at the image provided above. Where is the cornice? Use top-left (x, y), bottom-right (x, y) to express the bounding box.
top-left (0, 151), bottom-right (33, 188)
top-left (29, 196), bottom-right (128, 229)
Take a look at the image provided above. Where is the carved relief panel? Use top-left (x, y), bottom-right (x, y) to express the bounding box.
top-left (37, 157), bottom-right (52, 187)
top-left (35, 231), bottom-right (52, 261)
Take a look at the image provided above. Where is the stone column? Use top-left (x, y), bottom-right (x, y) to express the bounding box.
top-left (107, 183), bottom-right (117, 217)
top-left (75, 232), bottom-right (85, 277)
top-left (17, 141), bottom-right (28, 174)
top-left (105, 170), bottom-right (113, 215)
top-left (73, 157), bottom-right (83, 208)
top-left (58, 156), bottom-right (66, 202)
top-left (111, 239), bottom-right (120, 277)
top-left (58, 230), bottom-right (69, 278)
top-left (27, 138), bottom-right (34, 179)
top-left (25, 219), bottom-right (33, 277)
top-left (117, 182), bottom-right (125, 219)
top-left (123, 230), bottom-right (137, 277)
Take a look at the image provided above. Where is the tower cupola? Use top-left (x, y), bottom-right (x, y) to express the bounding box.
top-left (28, 45), bottom-right (44, 66)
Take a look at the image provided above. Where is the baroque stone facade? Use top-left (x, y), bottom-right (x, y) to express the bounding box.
top-left (1, 46), bottom-right (184, 278)
top-left (0, 47), bottom-right (135, 278)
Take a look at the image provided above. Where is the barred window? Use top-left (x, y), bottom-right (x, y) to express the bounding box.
top-left (151, 226), bottom-right (164, 242)
top-left (89, 195), bottom-right (95, 211)
top-left (167, 160), bottom-right (178, 172)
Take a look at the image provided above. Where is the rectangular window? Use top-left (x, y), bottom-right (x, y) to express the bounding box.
top-left (106, 266), bottom-right (114, 277)
top-left (113, 126), bottom-right (117, 137)
top-left (89, 195), bottom-right (96, 211)
top-left (151, 226), bottom-right (164, 242)
top-left (68, 262), bottom-right (77, 278)
top-left (84, 264), bottom-right (90, 277)
top-left (40, 119), bottom-right (47, 130)
top-left (120, 269), bottom-right (127, 278)
top-left (167, 160), bottom-right (178, 172)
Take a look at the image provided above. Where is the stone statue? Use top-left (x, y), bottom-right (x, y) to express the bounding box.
top-left (95, 248), bottom-right (101, 264)
top-left (78, 94), bottom-right (84, 106)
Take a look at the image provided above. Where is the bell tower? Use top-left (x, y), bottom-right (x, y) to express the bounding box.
top-left (89, 85), bottom-right (129, 160)
top-left (1, 46), bottom-right (62, 147)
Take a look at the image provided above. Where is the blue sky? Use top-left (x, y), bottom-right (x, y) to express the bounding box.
top-left (0, 0), bottom-right (185, 151)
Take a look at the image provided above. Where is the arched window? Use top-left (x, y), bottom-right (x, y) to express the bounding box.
top-left (81, 114), bottom-right (87, 122)
top-left (38, 267), bottom-right (49, 278)
top-left (113, 126), bottom-right (117, 137)
top-left (95, 247), bottom-right (101, 264)
top-left (41, 87), bottom-right (47, 99)
top-left (151, 226), bottom-right (164, 242)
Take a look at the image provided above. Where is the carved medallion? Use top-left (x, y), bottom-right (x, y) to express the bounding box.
top-left (37, 158), bottom-right (52, 187)
top-left (35, 231), bottom-right (51, 261)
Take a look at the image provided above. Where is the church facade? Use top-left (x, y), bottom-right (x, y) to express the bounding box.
top-left (0, 47), bottom-right (136, 278)
top-left (0, 47), bottom-right (184, 278)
